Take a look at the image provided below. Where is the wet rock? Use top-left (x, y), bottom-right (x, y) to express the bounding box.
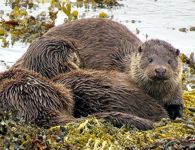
top-left (131, 20), bottom-right (136, 23)
top-left (189, 26), bottom-right (195, 31)
top-left (179, 28), bottom-right (188, 32)
top-left (136, 28), bottom-right (140, 34)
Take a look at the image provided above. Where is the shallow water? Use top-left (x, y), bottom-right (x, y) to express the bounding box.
top-left (0, 0), bottom-right (195, 71)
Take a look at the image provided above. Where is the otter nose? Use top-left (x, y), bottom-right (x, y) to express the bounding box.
top-left (155, 67), bottom-right (166, 78)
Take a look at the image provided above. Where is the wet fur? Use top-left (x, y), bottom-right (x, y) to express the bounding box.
top-left (44, 18), bottom-right (141, 71)
top-left (129, 40), bottom-right (183, 119)
top-left (12, 36), bottom-right (81, 79)
top-left (0, 69), bottom-right (74, 128)
top-left (53, 69), bottom-right (168, 130)
top-left (10, 18), bottom-right (183, 124)
top-left (45, 19), bottom-right (183, 119)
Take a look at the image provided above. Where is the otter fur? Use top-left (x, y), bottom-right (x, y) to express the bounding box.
top-left (53, 69), bottom-right (169, 130)
top-left (44, 18), bottom-right (141, 71)
top-left (44, 18), bottom-right (183, 119)
top-left (12, 36), bottom-right (81, 79)
top-left (129, 40), bottom-right (183, 120)
top-left (0, 69), bottom-right (74, 128)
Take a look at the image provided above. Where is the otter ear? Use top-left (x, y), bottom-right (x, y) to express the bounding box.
top-left (138, 46), bottom-right (143, 53)
top-left (176, 49), bottom-right (180, 56)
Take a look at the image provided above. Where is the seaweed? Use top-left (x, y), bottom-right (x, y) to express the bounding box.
top-left (0, 1), bottom-right (194, 149)
top-left (0, 90), bottom-right (194, 149)
top-left (0, 0), bottom-right (120, 48)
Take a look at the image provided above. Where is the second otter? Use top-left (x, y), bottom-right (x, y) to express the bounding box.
top-left (53, 69), bottom-right (168, 130)
top-left (0, 69), bottom-right (167, 130)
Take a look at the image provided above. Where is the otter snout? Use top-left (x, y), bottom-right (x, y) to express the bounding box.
top-left (145, 65), bottom-right (171, 81)
top-left (155, 67), bottom-right (166, 79)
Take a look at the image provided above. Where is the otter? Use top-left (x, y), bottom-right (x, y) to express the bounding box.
top-left (53, 69), bottom-right (169, 130)
top-left (44, 18), bottom-right (141, 72)
top-left (12, 18), bottom-right (183, 119)
top-left (44, 18), bottom-right (183, 120)
top-left (129, 40), bottom-right (183, 120)
top-left (0, 69), bottom-right (160, 130)
top-left (0, 69), bottom-right (74, 128)
top-left (12, 36), bottom-right (81, 79)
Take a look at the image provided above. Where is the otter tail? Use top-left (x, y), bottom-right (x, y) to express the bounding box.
top-left (92, 111), bottom-right (154, 131)
top-left (35, 108), bottom-right (75, 128)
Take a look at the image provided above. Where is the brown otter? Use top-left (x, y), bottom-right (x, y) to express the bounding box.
top-left (12, 18), bottom-right (183, 120)
top-left (44, 18), bottom-right (183, 120)
top-left (44, 18), bottom-right (141, 72)
top-left (53, 69), bottom-right (169, 130)
top-left (12, 36), bottom-right (81, 79)
top-left (129, 39), bottom-right (183, 120)
top-left (0, 69), bottom-right (74, 128)
top-left (0, 69), bottom-right (160, 130)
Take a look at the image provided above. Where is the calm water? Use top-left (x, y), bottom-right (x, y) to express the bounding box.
top-left (0, 0), bottom-right (195, 71)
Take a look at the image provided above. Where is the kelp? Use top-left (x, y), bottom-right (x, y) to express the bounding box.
top-left (181, 52), bottom-right (195, 74)
top-left (181, 53), bottom-right (195, 91)
top-left (179, 26), bottom-right (195, 32)
top-left (0, 0), bottom-right (119, 47)
top-left (0, 91), bottom-right (194, 149)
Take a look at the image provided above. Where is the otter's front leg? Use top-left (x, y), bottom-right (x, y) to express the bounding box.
top-left (164, 87), bottom-right (184, 120)
top-left (165, 103), bottom-right (183, 120)
top-left (92, 111), bottom-right (154, 131)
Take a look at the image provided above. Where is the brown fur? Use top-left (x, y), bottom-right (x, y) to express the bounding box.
top-left (45, 18), bottom-right (183, 119)
top-left (12, 18), bottom-right (183, 120)
top-left (53, 69), bottom-right (169, 130)
top-left (12, 36), bottom-right (81, 79)
top-left (44, 18), bottom-right (142, 72)
top-left (129, 40), bottom-right (183, 119)
top-left (0, 69), bottom-right (74, 128)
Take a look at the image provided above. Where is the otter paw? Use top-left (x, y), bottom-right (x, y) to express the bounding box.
top-left (166, 104), bottom-right (183, 120)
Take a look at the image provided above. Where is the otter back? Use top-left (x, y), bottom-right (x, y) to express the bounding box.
top-left (12, 36), bottom-right (81, 79)
top-left (53, 69), bottom-right (168, 130)
top-left (44, 18), bottom-right (142, 71)
top-left (0, 69), bottom-right (74, 128)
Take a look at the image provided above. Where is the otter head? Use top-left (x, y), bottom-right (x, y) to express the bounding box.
top-left (13, 37), bottom-right (82, 79)
top-left (37, 37), bottom-right (82, 78)
top-left (130, 39), bottom-right (182, 99)
top-left (138, 40), bottom-right (181, 82)
top-left (65, 51), bottom-right (81, 71)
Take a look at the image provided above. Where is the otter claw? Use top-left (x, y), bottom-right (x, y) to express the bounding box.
top-left (165, 104), bottom-right (183, 120)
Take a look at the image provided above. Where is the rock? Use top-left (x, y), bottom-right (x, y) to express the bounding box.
top-left (179, 28), bottom-right (188, 32)
top-left (189, 26), bottom-right (195, 31)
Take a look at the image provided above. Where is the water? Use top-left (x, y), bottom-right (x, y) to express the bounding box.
top-left (0, 0), bottom-right (195, 71)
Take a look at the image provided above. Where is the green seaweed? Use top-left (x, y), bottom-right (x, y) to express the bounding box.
top-left (0, 0), bottom-right (120, 47)
top-left (0, 90), bottom-right (194, 149)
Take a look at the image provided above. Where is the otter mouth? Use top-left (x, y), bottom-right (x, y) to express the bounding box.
top-left (149, 76), bottom-right (169, 82)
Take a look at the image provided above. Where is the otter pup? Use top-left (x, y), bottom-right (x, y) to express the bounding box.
top-left (44, 18), bottom-right (183, 119)
top-left (12, 36), bottom-right (81, 79)
top-left (0, 69), bottom-right (74, 128)
top-left (53, 69), bottom-right (168, 130)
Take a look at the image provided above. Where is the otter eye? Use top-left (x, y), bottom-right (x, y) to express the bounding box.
top-left (148, 58), bottom-right (153, 63)
top-left (168, 60), bottom-right (172, 64)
